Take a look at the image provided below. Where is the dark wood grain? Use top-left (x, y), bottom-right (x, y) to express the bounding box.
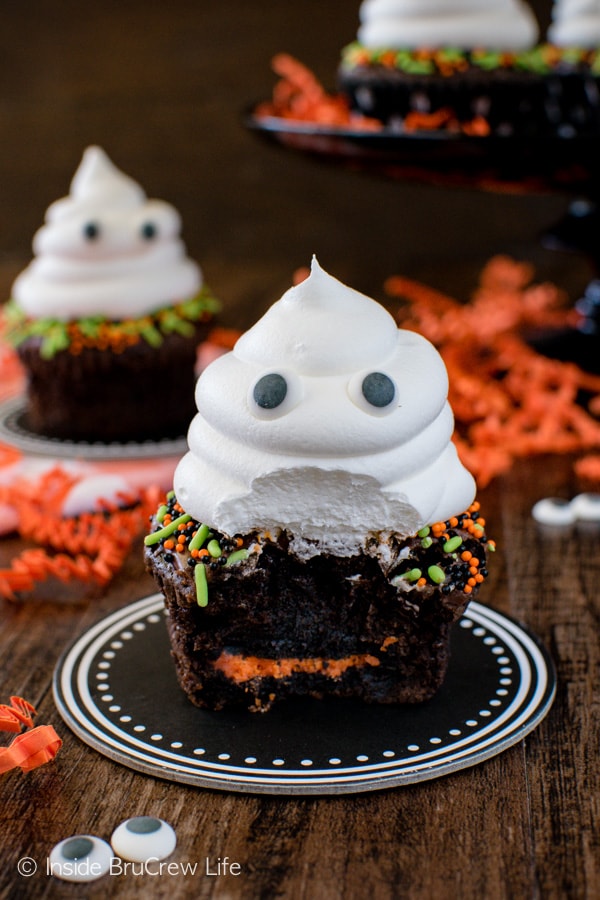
top-left (1, 2), bottom-right (599, 898)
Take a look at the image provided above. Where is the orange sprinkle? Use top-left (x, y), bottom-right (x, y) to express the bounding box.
top-left (163, 539), bottom-right (175, 551)
top-left (461, 551), bottom-right (473, 562)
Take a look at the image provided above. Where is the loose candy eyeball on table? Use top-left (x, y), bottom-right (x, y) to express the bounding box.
top-left (49, 835), bottom-right (113, 882)
top-left (110, 816), bottom-right (176, 863)
top-left (532, 493), bottom-right (600, 526)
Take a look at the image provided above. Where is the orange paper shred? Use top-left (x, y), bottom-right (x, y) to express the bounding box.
top-left (386, 256), bottom-right (600, 487)
top-left (0, 467), bottom-right (162, 601)
top-left (0, 696), bottom-right (62, 774)
top-left (255, 53), bottom-right (382, 129)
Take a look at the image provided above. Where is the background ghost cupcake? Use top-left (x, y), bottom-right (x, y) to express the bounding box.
top-left (338, 0), bottom-right (542, 134)
top-left (4, 146), bottom-right (220, 443)
top-left (339, 0), bottom-right (600, 136)
top-left (145, 259), bottom-right (494, 713)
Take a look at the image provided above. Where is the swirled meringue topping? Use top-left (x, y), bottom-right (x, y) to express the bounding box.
top-left (548, 0), bottom-right (600, 47)
top-left (357, 0), bottom-right (539, 50)
top-left (12, 146), bottom-right (201, 321)
top-left (174, 259), bottom-right (476, 557)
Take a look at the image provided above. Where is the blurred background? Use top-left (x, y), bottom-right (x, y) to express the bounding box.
top-left (0, 0), bottom-right (593, 332)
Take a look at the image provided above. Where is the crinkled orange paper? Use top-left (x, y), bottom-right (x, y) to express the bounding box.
top-left (0, 467), bottom-right (162, 601)
top-left (387, 256), bottom-right (600, 486)
top-left (0, 696), bottom-right (62, 774)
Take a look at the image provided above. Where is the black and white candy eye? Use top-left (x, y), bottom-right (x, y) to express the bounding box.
top-left (361, 372), bottom-right (396, 407)
top-left (140, 221), bottom-right (158, 240)
top-left (49, 835), bottom-right (113, 883)
top-left (82, 221), bottom-right (101, 241)
top-left (253, 373), bottom-right (287, 409)
top-left (111, 816), bottom-right (176, 863)
top-left (249, 371), bottom-right (303, 419)
top-left (348, 370), bottom-right (397, 416)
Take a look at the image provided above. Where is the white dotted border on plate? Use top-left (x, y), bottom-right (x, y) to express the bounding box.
top-left (90, 607), bottom-right (515, 771)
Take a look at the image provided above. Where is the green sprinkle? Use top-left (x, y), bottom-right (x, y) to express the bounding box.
top-left (225, 549), bottom-right (249, 566)
top-left (143, 513), bottom-right (191, 546)
top-left (195, 562), bottom-right (209, 607)
top-left (156, 504), bottom-right (169, 524)
top-left (421, 536), bottom-right (433, 549)
top-left (166, 490), bottom-right (175, 500)
top-left (443, 535), bottom-right (463, 553)
top-left (207, 539), bottom-right (222, 558)
top-left (428, 565), bottom-right (446, 585)
top-left (402, 568), bottom-right (422, 583)
top-left (188, 523), bottom-right (210, 553)
top-left (417, 526), bottom-right (430, 538)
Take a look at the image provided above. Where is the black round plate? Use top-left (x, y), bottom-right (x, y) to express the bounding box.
top-left (53, 594), bottom-right (556, 795)
top-left (0, 396), bottom-right (187, 460)
top-left (245, 107), bottom-right (600, 194)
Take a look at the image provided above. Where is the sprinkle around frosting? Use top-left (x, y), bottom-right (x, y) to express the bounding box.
top-left (174, 258), bottom-right (476, 555)
top-left (11, 146), bottom-right (201, 321)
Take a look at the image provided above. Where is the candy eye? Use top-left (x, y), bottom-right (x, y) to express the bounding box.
top-left (362, 372), bottom-right (396, 408)
top-left (249, 371), bottom-right (303, 419)
top-left (253, 373), bottom-right (287, 409)
top-left (111, 816), bottom-right (176, 863)
top-left (83, 221), bottom-right (100, 241)
top-left (348, 370), bottom-right (397, 416)
top-left (49, 835), bottom-right (113, 883)
top-left (140, 221), bottom-right (157, 240)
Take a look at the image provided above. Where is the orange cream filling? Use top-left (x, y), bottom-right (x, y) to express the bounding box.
top-left (213, 650), bottom-right (381, 683)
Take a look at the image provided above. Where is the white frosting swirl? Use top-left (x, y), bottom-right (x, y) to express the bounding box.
top-left (357, 0), bottom-right (539, 50)
top-left (12, 146), bottom-right (201, 321)
top-left (548, 0), bottom-right (600, 47)
top-left (174, 259), bottom-right (475, 557)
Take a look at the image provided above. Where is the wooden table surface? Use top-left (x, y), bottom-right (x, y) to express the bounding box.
top-left (1, 2), bottom-right (599, 898)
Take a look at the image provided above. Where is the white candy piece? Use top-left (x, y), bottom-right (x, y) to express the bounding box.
top-left (531, 493), bottom-right (600, 526)
top-left (61, 474), bottom-right (131, 517)
top-left (49, 835), bottom-right (112, 883)
top-left (110, 816), bottom-right (176, 863)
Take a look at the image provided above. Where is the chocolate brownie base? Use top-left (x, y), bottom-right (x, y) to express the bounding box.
top-left (145, 516), bottom-right (490, 713)
top-left (17, 324), bottom-right (210, 443)
top-left (338, 65), bottom-right (546, 133)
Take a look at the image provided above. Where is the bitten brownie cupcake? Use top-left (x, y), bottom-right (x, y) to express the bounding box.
top-left (145, 260), bottom-right (494, 713)
top-left (3, 146), bottom-right (219, 443)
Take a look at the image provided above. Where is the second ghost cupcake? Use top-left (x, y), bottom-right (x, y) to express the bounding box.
top-left (4, 146), bottom-right (220, 443)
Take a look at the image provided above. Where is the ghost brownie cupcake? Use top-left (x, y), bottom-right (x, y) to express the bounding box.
top-left (145, 259), bottom-right (493, 712)
top-left (4, 146), bottom-right (219, 443)
top-left (338, 0), bottom-right (546, 135)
